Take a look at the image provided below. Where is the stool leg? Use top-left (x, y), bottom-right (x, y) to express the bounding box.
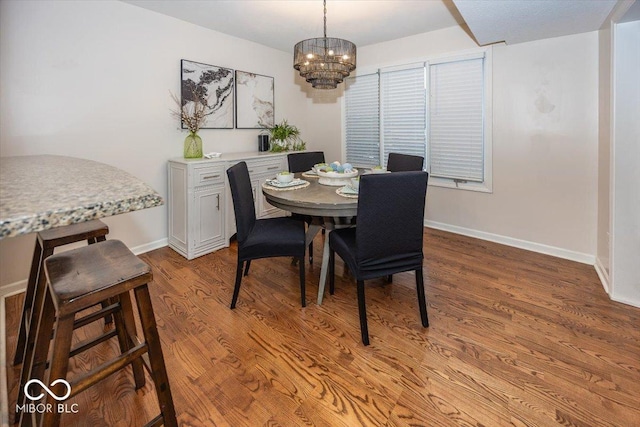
top-left (17, 288), bottom-right (56, 426)
top-left (115, 291), bottom-right (145, 389)
top-left (134, 284), bottom-right (177, 427)
top-left (13, 239), bottom-right (44, 365)
top-left (40, 314), bottom-right (75, 427)
top-left (92, 235), bottom-right (114, 326)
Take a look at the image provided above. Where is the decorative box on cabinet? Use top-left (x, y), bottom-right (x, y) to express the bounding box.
top-left (168, 152), bottom-right (289, 260)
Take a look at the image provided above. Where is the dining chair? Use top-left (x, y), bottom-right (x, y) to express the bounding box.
top-left (227, 161), bottom-right (307, 307)
top-left (386, 152), bottom-right (424, 172)
top-left (287, 151), bottom-right (325, 173)
top-left (328, 171), bottom-right (429, 345)
top-left (287, 151), bottom-right (326, 264)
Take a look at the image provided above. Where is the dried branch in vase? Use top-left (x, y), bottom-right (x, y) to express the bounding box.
top-left (170, 90), bottom-right (209, 134)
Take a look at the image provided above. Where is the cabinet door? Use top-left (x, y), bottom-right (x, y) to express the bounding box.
top-left (193, 186), bottom-right (224, 251)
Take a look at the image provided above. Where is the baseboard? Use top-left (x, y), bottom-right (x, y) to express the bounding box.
top-left (130, 237), bottom-right (168, 256)
top-left (424, 220), bottom-right (596, 265)
top-left (0, 239), bottom-right (169, 298)
top-left (0, 280), bottom-right (27, 299)
top-left (611, 295), bottom-right (640, 309)
top-left (594, 257), bottom-right (610, 294)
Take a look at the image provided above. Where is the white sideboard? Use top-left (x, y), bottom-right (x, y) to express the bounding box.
top-left (168, 152), bottom-right (290, 260)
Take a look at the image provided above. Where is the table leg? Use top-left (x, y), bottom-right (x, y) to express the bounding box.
top-left (317, 217), bottom-right (354, 305)
top-left (306, 224), bottom-right (322, 247)
top-left (317, 223), bottom-right (334, 305)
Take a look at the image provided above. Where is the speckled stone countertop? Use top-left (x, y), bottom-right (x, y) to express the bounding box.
top-left (0, 155), bottom-right (164, 239)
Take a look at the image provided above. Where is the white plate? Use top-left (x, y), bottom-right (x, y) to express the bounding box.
top-left (265, 178), bottom-right (307, 188)
top-left (340, 185), bottom-right (359, 195)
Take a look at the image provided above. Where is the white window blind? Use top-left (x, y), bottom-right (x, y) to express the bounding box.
top-left (380, 66), bottom-right (426, 168)
top-left (429, 58), bottom-right (484, 182)
top-left (345, 74), bottom-right (380, 167)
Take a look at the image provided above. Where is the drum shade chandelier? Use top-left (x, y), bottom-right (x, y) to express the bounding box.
top-left (293, 0), bottom-right (356, 89)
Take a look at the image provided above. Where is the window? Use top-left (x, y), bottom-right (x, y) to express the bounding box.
top-left (344, 48), bottom-right (492, 192)
top-left (344, 73), bottom-right (379, 166)
top-left (381, 65), bottom-right (427, 167)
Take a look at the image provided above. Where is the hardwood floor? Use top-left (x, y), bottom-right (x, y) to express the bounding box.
top-left (4, 228), bottom-right (640, 426)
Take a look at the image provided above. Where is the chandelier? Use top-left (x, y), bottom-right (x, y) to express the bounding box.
top-left (293, 0), bottom-right (356, 89)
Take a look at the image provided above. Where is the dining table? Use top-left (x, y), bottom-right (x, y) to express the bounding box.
top-left (262, 172), bottom-right (358, 305)
top-left (0, 155), bottom-right (164, 239)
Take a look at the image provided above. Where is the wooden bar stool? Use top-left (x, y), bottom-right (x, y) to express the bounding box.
top-left (13, 220), bottom-right (110, 366)
top-left (18, 240), bottom-right (177, 427)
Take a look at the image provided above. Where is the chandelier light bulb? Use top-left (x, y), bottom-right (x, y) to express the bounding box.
top-left (307, 53), bottom-right (314, 59)
top-left (328, 50), bottom-right (334, 55)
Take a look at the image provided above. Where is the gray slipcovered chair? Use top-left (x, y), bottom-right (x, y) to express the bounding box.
top-left (227, 161), bottom-right (307, 307)
top-left (287, 151), bottom-right (326, 264)
top-left (386, 152), bottom-right (424, 172)
top-left (328, 171), bottom-right (429, 345)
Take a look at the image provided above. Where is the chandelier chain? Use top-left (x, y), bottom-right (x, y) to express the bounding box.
top-left (323, 0), bottom-right (327, 39)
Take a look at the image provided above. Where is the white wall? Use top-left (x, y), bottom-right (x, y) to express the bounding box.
top-left (355, 27), bottom-right (599, 262)
top-left (611, 20), bottom-right (640, 306)
top-left (0, 0), bottom-right (321, 288)
top-left (597, 18), bottom-right (613, 287)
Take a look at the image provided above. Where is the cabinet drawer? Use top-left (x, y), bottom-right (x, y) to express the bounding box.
top-left (193, 165), bottom-right (225, 187)
top-left (245, 158), bottom-right (284, 176)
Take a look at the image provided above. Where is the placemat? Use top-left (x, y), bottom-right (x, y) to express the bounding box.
top-left (262, 180), bottom-right (310, 191)
top-left (336, 187), bottom-right (359, 199)
top-left (301, 171), bottom-right (319, 179)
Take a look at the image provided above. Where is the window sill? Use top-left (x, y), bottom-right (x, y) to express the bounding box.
top-left (428, 177), bottom-right (492, 193)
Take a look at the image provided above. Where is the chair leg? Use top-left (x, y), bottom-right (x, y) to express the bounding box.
top-left (299, 257), bottom-right (306, 307)
top-left (40, 314), bottom-right (75, 427)
top-left (13, 239), bottom-right (43, 366)
top-left (329, 249), bottom-right (335, 295)
top-left (415, 268), bottom-right (429, 327)
top-left (243, 260), bottom-right (251, 276)
top-left (134, 284), bottom-right (178, 427)
top-left (357, 280), bottom-right (370, 345)
top-left (114, 292), bottom-right (146, 389)
top-left (308, 241), bottom-right (313, 264)
top-left (97, 229), bottom-right (112, 326)
top-left (387, 275), bottom-right (393, 283)
top-left (17, 288), bottom-right (56, 425)
top-left (231, 260), bottom-right (244, 309)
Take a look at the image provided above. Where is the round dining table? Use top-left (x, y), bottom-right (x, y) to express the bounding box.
top-left (262, 174), bottom-right (357, 304)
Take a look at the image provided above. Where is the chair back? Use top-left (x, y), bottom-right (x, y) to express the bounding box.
top-left (226, 162), bottom-right (256, 244)
top-left (356, 171), bottom-right (428, 274)
top-left (386, 153), bottom-right (424, 172)
top-left (288, 151), bottom-right (325, 173)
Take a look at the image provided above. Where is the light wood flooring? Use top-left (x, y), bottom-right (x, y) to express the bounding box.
top-left (4, 228), bottom-right (640, 426)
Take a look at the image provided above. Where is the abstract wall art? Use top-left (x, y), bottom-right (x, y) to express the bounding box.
top-left (181, 59), bottom-right (234, 129)
top-left (235, 71), bottom-right (274, 129)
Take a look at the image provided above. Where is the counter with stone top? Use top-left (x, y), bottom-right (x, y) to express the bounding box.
top-left (0, 155), bottom-right (164, 239)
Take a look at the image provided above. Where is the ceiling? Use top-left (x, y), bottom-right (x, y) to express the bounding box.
top-left (122, 0), bottom-right (623, 52)
top-left (453, 0), bottom-right (618, 45)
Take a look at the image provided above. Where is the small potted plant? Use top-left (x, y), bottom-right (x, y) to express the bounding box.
top-left (268, 119), bottom-right (306, 152)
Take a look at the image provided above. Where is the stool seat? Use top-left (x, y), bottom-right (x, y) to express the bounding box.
top-left (46, 240), bottom-right (151, 313)
top-left (38, 220), bottom-right (109, 246)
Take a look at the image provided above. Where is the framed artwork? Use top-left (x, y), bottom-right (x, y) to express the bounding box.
top-left (181, 59), bottom-right (234, 129)
top-left (235, 70), bottom-right (274, 129)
